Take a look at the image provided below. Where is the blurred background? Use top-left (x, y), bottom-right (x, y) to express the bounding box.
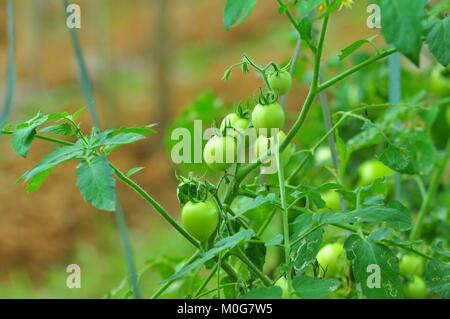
top-left (0, 0), bottom-right (446, 298)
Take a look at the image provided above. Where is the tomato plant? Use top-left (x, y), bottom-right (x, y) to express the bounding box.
top-left (1, 0), bottom-right (449, 300)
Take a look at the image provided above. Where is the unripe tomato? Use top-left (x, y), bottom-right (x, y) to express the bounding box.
top-left (274, 277), bottom-right (289, 299)
top-left (320, 190), bottom-right (341, 211)
top-left (347, 84), bottom-right (360, 106)
top-left (254, 131), bottom-right (292, 173)
top-left (316, 243), bottom-right (345, 278)
top-left (268, 70), bottom-right (292, 95)
top-left (314, 146), bottom-right (332, 165)
top-left (220, 113), bottom-right (250, 132)
top-left (403, 276), bottom-right (427, 299)
top-left (357, 159), bottom-right (393, 186)
top-left (220, 113), bottom-right (251, 148)
top-left (181, 200), bottom-right (219, 242)
top-left (430, 65), bottom-right (450, 98)
top-left (399, 255), bottom-right (424, 277)
top-left (203, 135), bottom-right (237, 171)
top-left (251, 103), bottom-right (285, 136)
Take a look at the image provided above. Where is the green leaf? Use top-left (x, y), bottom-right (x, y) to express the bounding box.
top-left (21, 141), bottom-right (85, 182)
top-left (396, 131), bottom-right (437, 175)
top-left (339, 36), bottom-right (379, 61)
top-left (95, 133), bottom-right (146, 148)
top-left (126, 167), bottom-right (145, 177)
top-left (163, 230), bottom-right (254, 283)
top-left (314, 204), bottom-right (412, 231)
top-left (378, 144), bottom-right (412, 173)
top-left (240, 286), bottom-right (282, 299)
top-left (344, 235), bottom-right (402, 298)
top-left (232, 194), bottom-right (276, 219)
top-left (431, 239), bottom-right (450, 258)
top-left (292, 228), bottom-right (323, 274)
top-left (40, 123), bottom-right (73, 136)
top-left (245, 242), bottom-right (266, 271)
top-left (425, 260), bottom-right (450, 298)
top-left (265, 234), bottom-right (283, 247)
top-left (298, 17), bottom-right (314, 49)
top-left (26, 168), bottom-right (53, 193)
top-left (427, 16), bottom-right (450, 67)
top-left (106, 124), bottom-right (157, 136)
top-left (223, 0), bottom-right (257, 29)
top-left (293, 276), bottom-right (341, 299)
top-left (12, 114), bottom-right (48, 157)
top-left (76, 156), bottom-right (117, 212)
top-left (377, 0), bottom-right (426, 65)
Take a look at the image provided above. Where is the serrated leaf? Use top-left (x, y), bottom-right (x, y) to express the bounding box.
top-left (377, 0), bottom-right (426, 65)
top-left (396, 131), bottom-right (437, 175)
top-left (245, 242), bottom-right (266, 271)
top-left (126, 167), bottom-right (145, 177)
top-left (378, 144), bottom-right (412, 173)
top-left (40, 123), bottom-right (73, 136)
top-left (26, 168), bottom-right (53, 193)
top-left (240, 286), bottom-right (282, 299)
top-left (292, 228), bottom-right (323, 274)
top-left (339, 35), bottom-right (379, 61)
top-left (163, 230), bottom-right (254, 283)
top-left (232, 193), bottom-right (276, 219)
top-left (21, 141), bottom-right (85, 182)
top-left (424, 260), bottom-right (450, 298)
top-left (314, 204), bottom-right (412, 231)
top-left (427, 16), bottom-right (450, 67)
top-left (223, 0), bottom-right (257, 29)
top-left (265, 234), bottom-right (283, 247)
top-left (12, 115), bottom-right (48, 157)
top-left (76, 156), bottom-right (116, 211)
top-left (107, 124), bottom-right (157, 136)
top-left (293, 276), bottom-right (341, 299)
top-left (345, 235), bottom-right (402, 298)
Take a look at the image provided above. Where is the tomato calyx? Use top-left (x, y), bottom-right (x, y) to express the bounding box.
top-left (176, 174), bottom-right (216, 205)
top-left (258, 89), bottom-right (279, 106)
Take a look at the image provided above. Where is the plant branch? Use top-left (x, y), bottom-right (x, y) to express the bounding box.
top-left (317, 48), bottom-right (397, 93)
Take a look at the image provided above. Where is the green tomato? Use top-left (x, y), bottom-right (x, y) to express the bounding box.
top-left (320, 190), bottom-right (341, 211)
top-left (203, 135), bottom-right (237, 171)
top-left (181, 200), bottom-right (219, 242)
top-left (220, 113), bottom-right (251, 148)
top-left (251, 103), bottom-right (285, 136)
top-left (274, 277), bottom-right (289, 299)
top-left (254, 131), bottom-right (292, 173)
top-left (347, 84), bottom-right (360, 106)
top-left (268, 69), bottom-right (292, 96)
top-left (403, 276), bottom-right (427, 299)
top-left (314, 146), bottom-right (332, 165)
top-left (357, 159), bottom-right (393, 186)
top-left (399, 255), bottom-right (424, 277)
top-left (316, 243), bottom-right (345, 278)
top-left (220, 113), bottom-right (250, 131)
top-left (430, 65), bottom-right (450, 98)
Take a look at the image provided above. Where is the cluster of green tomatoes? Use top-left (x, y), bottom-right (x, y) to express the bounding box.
top-left (181, 67), bottom-right (293, 244)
